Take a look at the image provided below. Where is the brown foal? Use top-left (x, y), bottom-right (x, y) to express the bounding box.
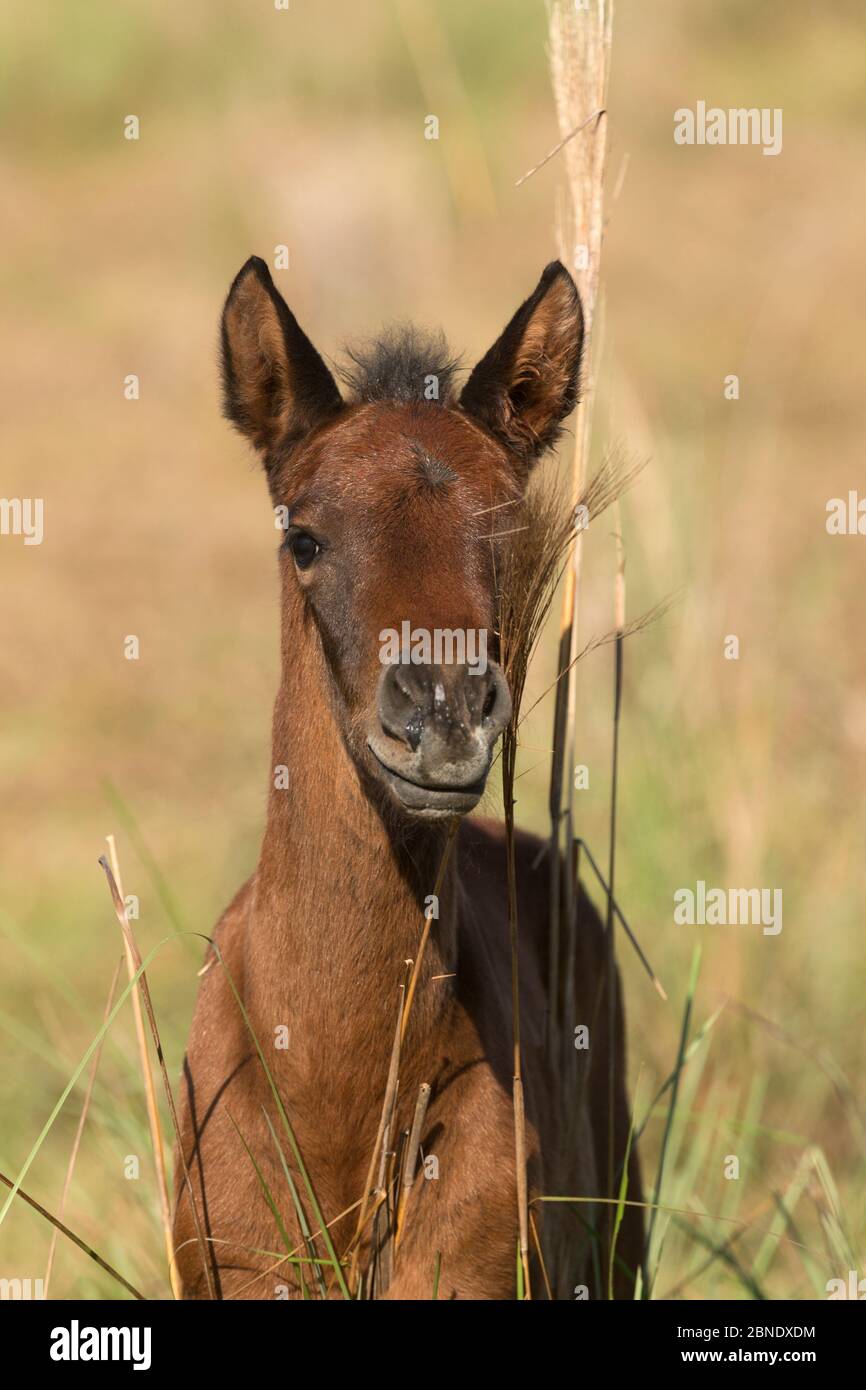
top-left (172, 256), bottom-right (643, 1300)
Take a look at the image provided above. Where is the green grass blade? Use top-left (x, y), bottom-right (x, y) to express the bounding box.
top-left (608, 1073), bottom-right (640, 1300)
top-left (210, 943), bottom-right (351, 1299)
top-left (262, 1107), bottom-right (327, 1300)
top-left (226, 1112), bottom-right (310, 1299)
top-left (0, 936), bottom-right (175, 1228)
top-left (643, 943), bottom-right (701, 1298)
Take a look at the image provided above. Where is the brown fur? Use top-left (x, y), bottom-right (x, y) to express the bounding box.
top-left (172, 259), bottom-right (643, 1300)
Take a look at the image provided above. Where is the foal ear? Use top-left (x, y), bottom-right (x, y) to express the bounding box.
top-left (459, 261), bottom-right (583, 470)
top-left (220, 257), bottom-right (342, 463)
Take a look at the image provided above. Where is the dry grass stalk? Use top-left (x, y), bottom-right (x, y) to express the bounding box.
top-left (105, 834), bottom-right (180, 1299)
top-left (350, 979), bottom-right (406, 1293)
top-left (371, 1117), bottom-right (397, 1294)
top-left (43, 954), bottom-right (123, 1296)
top-left (546, 0), bottom-right (614, 1058)
top-left (512, 1071), bottom-right (531, 1296)
top-left (515, 108), bottom-right (605, 188)
top-left (0, 1170), bottom-right (145, 1301)
top-left (396, 1082), bottom-right (431, 1247)
top-left (603, 510), bottom-right (626, 1242)
top-left (529, 1207), bottom-right (555, 1300)
top-left (573, 836), bottom-right (667, 1001)
top-left (98, 852), bottom-right (212, 1299)
top-left (500, 709), bottom-right (530, 1294)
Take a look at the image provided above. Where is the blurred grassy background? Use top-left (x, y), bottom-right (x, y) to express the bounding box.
top-left (1, 0), bottom-right (864, 1298)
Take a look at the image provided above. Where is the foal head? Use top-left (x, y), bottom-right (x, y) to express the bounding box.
top-left (220, 258), bottom-right (583, 819)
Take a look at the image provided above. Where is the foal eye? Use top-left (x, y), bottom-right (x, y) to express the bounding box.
top-left (289, 532), bottom-right (321, 569)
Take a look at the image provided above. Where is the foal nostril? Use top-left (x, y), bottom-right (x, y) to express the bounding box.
top-left (378, 663), bottom-right (426, 751)
top-left (473, 662), bottom-right (512, 739)
top-left (405, 707), bottom-right (424, 752)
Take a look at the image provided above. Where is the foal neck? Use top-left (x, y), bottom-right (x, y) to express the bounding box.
top-left (250, 633), bottom-right (459, 1052)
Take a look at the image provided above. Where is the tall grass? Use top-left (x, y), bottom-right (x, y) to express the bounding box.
top-left (544, 0), bottom-right (614, 1063)
top-left (1, 806), bottom-right (861, 1300)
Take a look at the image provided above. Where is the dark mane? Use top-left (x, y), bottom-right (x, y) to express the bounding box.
top-left (336, 324), bottom-right (461, 405)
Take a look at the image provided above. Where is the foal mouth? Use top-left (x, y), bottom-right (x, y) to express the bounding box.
top-left (366, 741), bottom-right (488, 816)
